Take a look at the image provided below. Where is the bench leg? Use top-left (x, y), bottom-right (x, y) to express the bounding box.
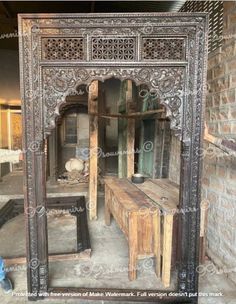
top-left (105, 186), bottom-right (111, 226)
top-left (153, 211), bottom-right (161, 277)
top-left (128, 212), bottom-right (138, 281)
top-left (162, 214), bottom-right (174, 288)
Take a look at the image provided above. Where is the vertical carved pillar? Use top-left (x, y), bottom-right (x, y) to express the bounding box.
top-left (48, 128), bottom-right (58, 184)
top-left (178, 140), bottom-right (191, 292)
top-left (24, 141), bottom-right (48, 299)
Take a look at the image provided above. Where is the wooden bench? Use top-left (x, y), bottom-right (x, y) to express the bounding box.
top-left (104, 177), bottom-right (179, 287)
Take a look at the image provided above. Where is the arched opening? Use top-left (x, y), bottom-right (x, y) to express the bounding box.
top-left (45, 77), bottom-right (173, 192)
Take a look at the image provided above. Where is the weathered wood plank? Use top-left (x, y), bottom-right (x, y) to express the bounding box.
top-left (89, 109), bottom-right (164, 119)
top-left (162, 214), bottom-right (174, 287)
top-left (104, 177), bottom-right (179, 287)
top-left (4, 251), bottom-right (91, 267)
top-left (128, 212), bottom-right (138, 280)
top-left (105, 177), bottom-right (154, 210)
top-left (134, 179), bottom-right (179, 212)
top-left (89, 80), bottom-right (99, 220)
top-left (153, 210), bottom-right (161, 277)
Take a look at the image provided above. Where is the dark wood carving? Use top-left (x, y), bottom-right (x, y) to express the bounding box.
top-left (18, 13), bottom-right (208, 303)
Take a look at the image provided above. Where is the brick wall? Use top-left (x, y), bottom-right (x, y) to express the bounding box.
top-left (203, 1), bottom-right (236, 284)
top-left (168, 1), bottom-right (236, 284)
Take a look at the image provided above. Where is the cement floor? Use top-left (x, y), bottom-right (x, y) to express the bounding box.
top-left (0, 171), bottom-right (88, 198)
top-left (0, 174), bottom-right (235, 304)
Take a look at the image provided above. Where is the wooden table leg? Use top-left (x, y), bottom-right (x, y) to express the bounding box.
top-left (162, 214), bottom-right (174, 288)
top-left (105, 186), bottom-right (111, 226)
top-left (128, 212), bottom-right (138, 281)
top-left (153, 210), bottom-right (161, 277)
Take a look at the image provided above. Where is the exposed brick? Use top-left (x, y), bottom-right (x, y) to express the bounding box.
top-left (207, 190), bottom-right (219, 206)
top-left (208, 53), bottom-right (223, 69)
top-left (206, 94), bottom-right (213, 108)
top-left (229, 105), bottom-right (236, 118)
top-left (210, 177), bottom-right (224, 192)
top-left (207, 69), bottom-right (213, 81)
top-left (219, 222), bottom-right (234, 243)
top-left (226, 183), bottom-right (236, 196)
top-left (217, 165), bottom-right (228, 178)
top-left (213, 94), bottom-right (221, 106)
top-left (212, 76), bottom-right (230, 92)
top-left (229, 74), bottom-right (236, 88)
top-left (226, 57), bottom-right (236, 73)
top-left (184, 2), bottom-right (236, 281)
top-left (221, 42), bottom-right (236, 60)
top-left (219, 108), bottom-right (229, 120)
top-left (230, 168), bottom-right (236, 180)
top-left (224, 1), bottom-right (236, 12)
top-left (213, 64), bottom-right (225, 79)
top-left (205, 109), bottom-right (210, 121)
top-left (220, 196), bottom-right (235, 209)
top-left (223, 16), bottom-right (228, 33)
top-left (227, 11), bottom-right (236, 30)
top-left (206, 164), bottom-right (216, 175)
top-left (209, 108), bottom-right (218, 121)
top-left (220, 89), bottom-right (235, 104)
top-left (202, 177), bottom-right (210, 187)
top-left (208, 123), bottom-right (217, 134)
top-left (219, 121), bottom-right (231, 134)
top-left (231, 121), bottom-right (236, 134)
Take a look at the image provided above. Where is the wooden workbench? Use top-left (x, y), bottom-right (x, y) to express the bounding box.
top-left (104, 177), bottom-right (179, 287)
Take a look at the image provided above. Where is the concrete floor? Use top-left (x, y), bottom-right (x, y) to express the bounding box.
top-left (0, 171), bottom-right (88, 198)
top-left (0, 173), bottom-right (236, 303)
top-left (0, 212), bottom-right (77, 257)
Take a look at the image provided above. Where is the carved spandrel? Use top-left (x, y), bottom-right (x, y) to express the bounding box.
top-left (42, 67), bottom-right (185, 138)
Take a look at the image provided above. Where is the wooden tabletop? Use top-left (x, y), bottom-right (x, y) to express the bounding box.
top-left (104, 177), bottom-right (179, 213)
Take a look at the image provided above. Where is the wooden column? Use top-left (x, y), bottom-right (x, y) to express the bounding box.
top-left (88, 81), bottom-right (98, 220)
top-left (162, 213), bottom-right (174, 287)
top-left (126, 80), bottom-right (135, 178)
top-left (128, 212), bottom-right (138, 280)
top-left (98, 87), bottom-right (106, 174)
top-left (48, 128), bottom-right (57, 184)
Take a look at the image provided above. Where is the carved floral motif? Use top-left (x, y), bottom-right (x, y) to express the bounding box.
top-left (18, 13), bottom-right (208, 298)
top-left (42, 67), bottom-right (185, 137)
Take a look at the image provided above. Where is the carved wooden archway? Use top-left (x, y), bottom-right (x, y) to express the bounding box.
top-left (18, 13), bottom-right (208, 303)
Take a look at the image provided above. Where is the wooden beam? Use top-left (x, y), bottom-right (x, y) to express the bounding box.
top-left (88, 81), bottom-right (98, 220)
top-left (89, 109), bottom-right (164, 119)
top-left (4, 251), bottom-right (91, 267)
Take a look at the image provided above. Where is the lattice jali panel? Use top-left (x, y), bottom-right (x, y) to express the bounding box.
top-left (91, 37), bottom-right (136, 61)
top-left (42, 38), bottom-right (84, 60)
top-left (142, 38), bottom-right (185, 60)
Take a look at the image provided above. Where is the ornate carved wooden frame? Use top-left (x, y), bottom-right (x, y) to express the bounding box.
top-left (18, 13), bottom-right (208, 303)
